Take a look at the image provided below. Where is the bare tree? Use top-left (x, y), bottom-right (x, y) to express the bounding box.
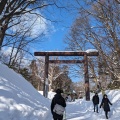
top-left (115, 0), bottom-right (120, 4)
top-left (65, 0), bottom-right (120, 89)
top-left (0, 0), bottom-right (56, 47)
top-left (0, 0), bottom-right (80, 48)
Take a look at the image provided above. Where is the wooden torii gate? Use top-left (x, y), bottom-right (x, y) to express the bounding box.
top-left (34, 51), bottom-right (99, 101)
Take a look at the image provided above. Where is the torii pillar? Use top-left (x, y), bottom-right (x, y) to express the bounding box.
top-left (84, 53), bottom-right (89, 100)
top-left (44, 55), bottom-right (49, 97)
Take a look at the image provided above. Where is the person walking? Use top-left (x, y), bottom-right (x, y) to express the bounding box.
top-left (92, 92), bottom-right (99, 113)
top-left (51, 89), bottom-right (66, 120)
top-left (100, 94), bottom-right (112, 119)
top-left (67, 94), bottom-right (72, 102)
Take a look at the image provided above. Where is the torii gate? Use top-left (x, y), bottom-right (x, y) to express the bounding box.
top-left (34, 51), bottom-right (99, 101)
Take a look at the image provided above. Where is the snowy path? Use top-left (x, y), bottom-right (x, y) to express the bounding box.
top-left (64, 99), bottom-right (114, 120)
top-left (37, 100), bottom-right (115, 120)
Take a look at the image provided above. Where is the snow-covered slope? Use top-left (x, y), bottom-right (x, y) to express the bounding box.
top-left (0, 63), bottom-right (51, 120)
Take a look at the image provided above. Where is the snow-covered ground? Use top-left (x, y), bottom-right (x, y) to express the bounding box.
top-left (0, 63), bottom-right (120, 120)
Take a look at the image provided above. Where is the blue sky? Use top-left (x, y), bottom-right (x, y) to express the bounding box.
top-left (39, 27), bottom-right (68, 51)
top-left (37, 1), bottom-right (80, 51)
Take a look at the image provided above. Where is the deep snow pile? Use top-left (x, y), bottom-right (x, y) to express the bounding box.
top-left (0, 63), bottom-right (52, 120)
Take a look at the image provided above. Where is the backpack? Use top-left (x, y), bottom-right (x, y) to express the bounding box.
top-left (53, 103), bottom-right (65, 115)
top-left (53, 96), bottom-right (65, 115)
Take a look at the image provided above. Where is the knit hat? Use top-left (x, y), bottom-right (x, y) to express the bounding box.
top-left (56, 89), bottom-right (62, 94)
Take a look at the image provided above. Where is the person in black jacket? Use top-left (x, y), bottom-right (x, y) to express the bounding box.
top-left (100, 94), bottom-right (112, 119)
top-left (51, 89), bottom-right (66, 120)
top-left (92, 92), bottom-right (99, 113)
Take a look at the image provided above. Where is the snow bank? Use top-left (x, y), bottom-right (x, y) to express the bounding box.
top-left (0, 63), bottom-right (52, 120)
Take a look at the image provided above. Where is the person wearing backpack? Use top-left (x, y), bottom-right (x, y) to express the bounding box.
top-left (51, 89), bottom-right (66, 120)
top-left (92, 92), bottom-right (99, 113)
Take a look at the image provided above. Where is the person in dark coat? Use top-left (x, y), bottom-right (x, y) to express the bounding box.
top-left (92, 92), bottom-right (99, 113)
top-left (100, 94), bottom-right (112, 119)
top-left (51, 89), bottom-right (66, 120)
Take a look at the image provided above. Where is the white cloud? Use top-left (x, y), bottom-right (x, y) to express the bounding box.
top-left (10, 10), bottom-right (54, 38)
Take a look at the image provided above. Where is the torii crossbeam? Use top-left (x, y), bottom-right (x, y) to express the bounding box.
top-left (34, 51), bottom-right (99, 101)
